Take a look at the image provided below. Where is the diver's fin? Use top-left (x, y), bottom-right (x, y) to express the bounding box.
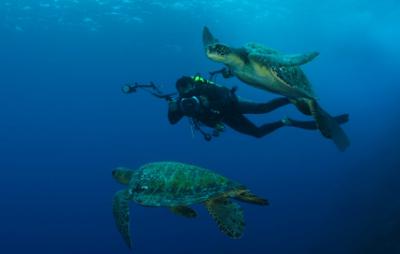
top-left (113, 190), bottom-right (132, 249)
top-left (205, 198), bottom-right (244, 239)
top-left (309, 101), bottom-right (351, 151)
top-left (249, 51), bottom-right (319, 67)
top-left (233, 190), bottom-right (269, 206)
top-left (170, 206), bottom-right (197, 218)
top-left (203, 26), bottom-right (219, 48)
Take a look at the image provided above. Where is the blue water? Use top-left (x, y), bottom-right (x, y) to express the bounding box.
top-left (1, 1), bottom-right (399, 253)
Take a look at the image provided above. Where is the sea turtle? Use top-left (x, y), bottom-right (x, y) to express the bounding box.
top-left (202, 26), bottom-right (350, 151)
top-left (112, 161), bottom-right (268, 249)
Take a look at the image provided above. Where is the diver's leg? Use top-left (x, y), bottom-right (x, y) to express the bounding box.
top-left (237, 97), bottom-right (290, 114)
top-left (224, 114), bottom-right (285, 138)
top-left (285, 114), bottom-right (349, 130)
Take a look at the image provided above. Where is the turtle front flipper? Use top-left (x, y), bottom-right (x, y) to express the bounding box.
top-left (205, 198), bottom-right (244, 239)
top-left (249, 51), bottom-right (319, 67)
top-left (203, 26), bottom-right (219, 48)
top-left (170, 206), bottom-right (197, 218)
top-left (113, 190), bottom-right (132, 248)
top-left (309, 100), bottom-right (351, 151)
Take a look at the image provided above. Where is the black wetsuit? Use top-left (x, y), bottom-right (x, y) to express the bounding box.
top-left (168, 81), bottom-right (291, 138)
top-left (168, 79), bottom-right (349, 138)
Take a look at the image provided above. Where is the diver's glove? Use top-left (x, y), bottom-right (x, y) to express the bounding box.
top-left (168, 99), bottom-right (179, 111)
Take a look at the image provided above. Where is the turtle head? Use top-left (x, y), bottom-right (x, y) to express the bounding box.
top-left (203, 27), bottom-right (241, 66)
top-left (206, 43), bottom-right (234, 64)
top-left (112, 167), bottom-right (134, 185)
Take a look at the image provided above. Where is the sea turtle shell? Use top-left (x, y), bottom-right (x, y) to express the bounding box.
top-left (244, 42), bottom-right (315, 97)
top-left (129, 161), bottom-right (244, 207)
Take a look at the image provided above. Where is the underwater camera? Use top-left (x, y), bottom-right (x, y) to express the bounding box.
top-left (121, 84), bottom-right (137, 94)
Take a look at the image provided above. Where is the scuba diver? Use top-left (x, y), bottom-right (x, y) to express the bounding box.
top-left (122, 75), bottom-right (349, 141)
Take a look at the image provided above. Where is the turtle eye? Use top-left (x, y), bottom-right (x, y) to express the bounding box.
top-left (208, 44), bottom-right (229, 57)
top-left (215, 45), bottom-right (228, 56)
top-left (135, 185), bottom-right (149, 192)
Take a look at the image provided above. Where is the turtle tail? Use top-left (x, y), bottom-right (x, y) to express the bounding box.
top-left (310, 100), bottom-right (351, 151)
top-left (233, 190), bottom-right (269, 206)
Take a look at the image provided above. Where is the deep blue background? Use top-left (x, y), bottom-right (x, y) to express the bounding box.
top-left (1, 1), bottom-right (399, 253)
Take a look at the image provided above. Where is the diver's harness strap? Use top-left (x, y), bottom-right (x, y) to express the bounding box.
top-left (121, 82), bottom-right (177, 101)
top-left (188, 75), bottom-right (228, 141)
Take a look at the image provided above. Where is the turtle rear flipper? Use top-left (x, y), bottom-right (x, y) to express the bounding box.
top-left (170, 206), bottom-right (197, 218)
top-left (203, 26), bottom-right (219, 48)
top-left (249, 51), bottom-right (319, 67)
top-left (234, 190), bottom-right (269, 206)
top-left (310, 101), bottom-right (351, 151)
top-left (113, 190), bottom-right (132, 249)
top-left (205, 198), bottom-right (244, 239)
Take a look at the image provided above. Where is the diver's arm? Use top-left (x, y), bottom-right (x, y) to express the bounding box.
top-left (168, 99), bottom-right (184, 124)
top-left (209, 67), bottom-right (234, 79)
top-left (222, 67), bottom-right (234, 78)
